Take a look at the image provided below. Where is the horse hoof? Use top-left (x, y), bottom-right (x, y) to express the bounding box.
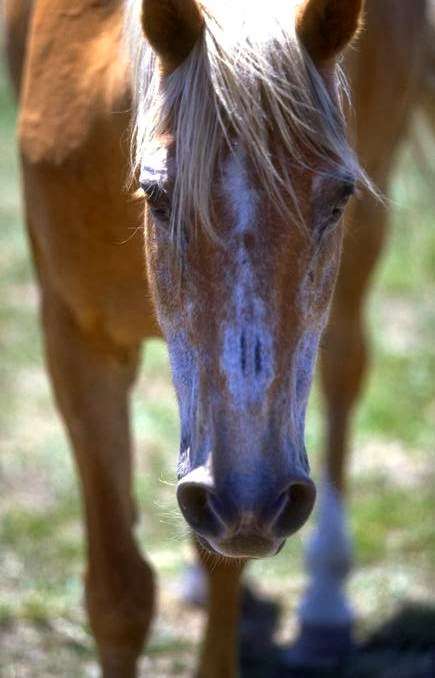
top-left (279, 622), bottom-right (355, 671)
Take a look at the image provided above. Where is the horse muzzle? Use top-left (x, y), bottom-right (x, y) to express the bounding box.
top-left (177, 465), bottom-right (316, 559)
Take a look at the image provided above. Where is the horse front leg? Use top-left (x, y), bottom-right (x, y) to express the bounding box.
top-left (39, 279), bottom-right (155, 678)
top-left (291, 194), bottom-right (390, 667)
top-left (195, 545), bottom-right (245, 678)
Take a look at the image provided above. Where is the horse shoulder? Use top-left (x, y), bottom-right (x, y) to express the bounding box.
top-left (18, 0), bottom-right (131, 167)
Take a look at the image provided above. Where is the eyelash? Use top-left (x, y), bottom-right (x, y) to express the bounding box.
top-left (140, 181), bottom-right (163, 201)
top-left (140, 182), bottom-right (170, 221)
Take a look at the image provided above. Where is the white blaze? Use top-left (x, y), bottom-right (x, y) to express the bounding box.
top-left (219, 153), bottom-right (274, 408)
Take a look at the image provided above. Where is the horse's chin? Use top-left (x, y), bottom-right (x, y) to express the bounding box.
top-left (194, 533), bottom-right (286, 560)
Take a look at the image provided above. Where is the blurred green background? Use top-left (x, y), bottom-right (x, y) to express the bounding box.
top-left (0, 53), bottom-right (434, 676)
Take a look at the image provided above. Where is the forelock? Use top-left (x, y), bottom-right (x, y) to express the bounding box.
top-left (125, 0), bottom-right (371, 252)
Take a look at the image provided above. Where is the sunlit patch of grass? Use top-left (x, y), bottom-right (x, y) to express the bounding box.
top-left (0, 602), bottom-right (14, 626)
top-left (147, 637), bottom-right (195, 657)
top-left (351, 476), bottom-right (435, 566)
top-left (142, 338), bottom-right (173, 377)
top-left (1, 494), bottom-right (81, 549)
top-left (20, 593), bottom-right (55, 627)
top-left (357, 347), bottom-right (435, 448)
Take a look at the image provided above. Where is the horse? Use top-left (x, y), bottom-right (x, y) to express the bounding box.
top-left (3, 0), bottom-right (430, 676)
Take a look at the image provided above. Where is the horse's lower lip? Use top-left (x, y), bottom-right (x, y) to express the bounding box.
top-left (195, 533), bottom-right (285, 560)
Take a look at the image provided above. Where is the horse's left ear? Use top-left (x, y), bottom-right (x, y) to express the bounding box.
top-left (296, 0), bottom-right (364, 65)
top-left (142, 0), bottom-right (204, 72)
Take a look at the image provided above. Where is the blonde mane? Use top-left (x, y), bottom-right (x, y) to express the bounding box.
top-left (125, 0), bottom-right (368, 247)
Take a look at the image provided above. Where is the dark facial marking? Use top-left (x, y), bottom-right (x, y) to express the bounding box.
top-left (240, 332), bottom-right (247, 374)
top-left (255, 338), bottom-right (263, 375)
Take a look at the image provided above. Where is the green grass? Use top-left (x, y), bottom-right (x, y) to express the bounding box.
top-left (0, 54), bottom-right (434, 676)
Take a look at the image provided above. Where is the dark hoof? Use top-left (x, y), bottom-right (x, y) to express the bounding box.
top-left (279, 622), bottom-right (355, 672)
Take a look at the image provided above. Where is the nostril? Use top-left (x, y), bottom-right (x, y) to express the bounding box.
top-left (177, 483), bottom-right (223, 539)
top-left (272, 480), bottom-right (316, 538)
top-left (178, 484), bottom-right (208, 528)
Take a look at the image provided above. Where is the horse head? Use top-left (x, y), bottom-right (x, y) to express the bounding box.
top-left (131, 0), bottom-right (365, 558)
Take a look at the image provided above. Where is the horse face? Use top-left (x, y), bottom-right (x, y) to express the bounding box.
top-left (139, 0), bottom-right (363, 558)
top-left (142, 144), bottom-right (354, 558)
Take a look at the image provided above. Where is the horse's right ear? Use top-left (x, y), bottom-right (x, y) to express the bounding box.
top-left (142, 0), bottom-right (203, 72)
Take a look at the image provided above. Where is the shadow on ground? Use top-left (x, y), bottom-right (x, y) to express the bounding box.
top-left (240, 597), bottom-right (435, 678)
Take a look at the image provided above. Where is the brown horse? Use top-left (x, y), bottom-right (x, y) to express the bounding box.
top-left (3, 0), bottom-right (430, 676)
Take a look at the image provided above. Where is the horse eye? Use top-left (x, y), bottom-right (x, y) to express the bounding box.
top-left (140, 181), bottom-right (170, 222)
top-left (343, 180), bottom-right (356, 198)
top-left (317, 179), bottom-right (356, 242)
top-left (330, 181), bottom-right (356, 224)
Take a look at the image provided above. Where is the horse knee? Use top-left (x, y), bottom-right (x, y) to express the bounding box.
top-left (321, 314), bottom-right (369, 412)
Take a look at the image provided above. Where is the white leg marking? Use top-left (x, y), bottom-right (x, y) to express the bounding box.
top-left (179, 562), bottom-right (209, 607)
top-left (299, 479), bottom-right (354, 626)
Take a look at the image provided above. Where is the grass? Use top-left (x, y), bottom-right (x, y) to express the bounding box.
top-left (0, 51), bottom-right (434, 677)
